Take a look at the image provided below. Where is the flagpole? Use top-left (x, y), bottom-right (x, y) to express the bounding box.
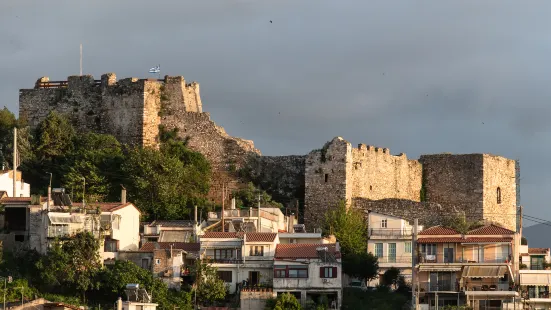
top-left (80, 44), bottom-right (83, 76)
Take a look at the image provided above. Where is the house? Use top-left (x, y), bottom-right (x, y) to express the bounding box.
top-left (278, 222), bottom-right (325, 245)
top-left (199, 232), bottom-right (279, 294)
top-left (416, 224), bottom-right (520, 309)
top-left (366, 211), bottom-right (423, 286)
top-left (0, 170), bottom-right (30, 198)
top-left (6, 298), bottom-right (82, 310)
top-left (517, 244), bottom-right (551, 308)
top-left (273, 243), bottom-right (342, 309)
top-left (141, 220), bottom-right (196, 245)
top-left (0, 196), bottom-right (49, 252)
top-left (204, 202), bottom-right (296, 234)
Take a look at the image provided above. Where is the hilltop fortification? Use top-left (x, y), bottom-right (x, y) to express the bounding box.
top-left (19, 73), bottom-right (260, 201)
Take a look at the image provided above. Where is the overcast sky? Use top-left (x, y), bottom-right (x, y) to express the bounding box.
top-left (1, 0), bottom-right (550, 224)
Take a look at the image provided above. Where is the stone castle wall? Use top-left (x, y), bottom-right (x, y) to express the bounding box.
top-left (305, 137), bottom-right (518, 231)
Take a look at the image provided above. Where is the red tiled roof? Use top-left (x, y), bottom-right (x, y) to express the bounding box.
top-left (417, 237), bottom-right (513, 244)
top-left (246, 233), bottom-right (277, 242)
top-left (467, 224), bottom-right (515, 235)
top-left (275, 243), bottom-right (341, 259)
top-left (419, 226), bottom-right (460, 235)
top-left (200, 232), bottom-right (277, 242)
top-left (528, 248), bottom-right (549, 254)
top-left (140, 242), bottom-right (200, 252)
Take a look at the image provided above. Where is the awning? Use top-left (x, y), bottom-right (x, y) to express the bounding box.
top-left (520, 273), bottom-right (551, 286)
top-left (48, 214), bottom-right (83, 225)
top-left (420, 266), bottom-right (462, 272)
top-left (462, 266), bottom-right (508, 278)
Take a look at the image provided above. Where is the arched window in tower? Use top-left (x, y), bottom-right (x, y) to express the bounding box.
top-left (497, 187), bottom-right (502, 204)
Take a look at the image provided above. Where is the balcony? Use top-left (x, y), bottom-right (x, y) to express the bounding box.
top-left (369, 228), bottom-right (412, 238)
top-left (419, 281), bottom-right (458, 292)
top-left (377, 256), bottom-right (412, 264)
top-left (47, 226), bottom-right (99, 239)
top-left (210, 257), bottom-right (244, 264)
top-left (418, 253), bottom-right (511, 264)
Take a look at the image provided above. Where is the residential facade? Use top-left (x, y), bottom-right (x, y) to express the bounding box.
top-left (416, 224), bottom-right (520, 310)
top-left (273, 243), bottom-right (342, 309)
top-left (367, 211), bottom-right (423, 286)
top-left (141, 220), bottom-right (197, 245)
top-left (0, 170), bottom-right (30, 198)
top-left (199, 232), bottom-right (279, 294)
top-left (204, 204), bottom-right (296, 234)
top-left (518, 245), bottom-right (551, 308)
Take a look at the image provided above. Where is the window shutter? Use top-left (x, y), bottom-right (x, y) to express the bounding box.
top-left (319, 267), bottom-right (324, 278)
top-left (332, 267), bottom-right (338, 278)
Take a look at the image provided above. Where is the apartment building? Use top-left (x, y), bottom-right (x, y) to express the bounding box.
top-left (273, 243), bottom-right (342, 309)
top-left (199, 232), bottom-right (279, 294)
top-left (141, 220), bottom-right (196, 244)
top-left (416, 224), bottom-right (520, 310)
top-left (367, 211), bottom-right (423, 286)
top-left (204, 203), bottom-right (296, 233)
top-left (517, 244), bottom-right (551, 309)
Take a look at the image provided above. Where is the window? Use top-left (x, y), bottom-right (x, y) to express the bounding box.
top-left (421, 244), bottom-right (437, 255)
top-left (155, 259), bottom-right (161, 265)
top-left (104, 240), bottom-right (119, 252)
top-left (497, 187), bottom-right (501, 204)
top-left (324, 174), bottom-right (329, 182)
top-left (217, 271), bottom-right (232, 283)
top-left (374, 243), bottom-right (383, 257)
top-left (141, 258), bottom-right (149, 269)
top-left (320, 267), bottom-right (338, 278)
top-left (381, 219), bottom-right (387, 228)
top-left (405, 242), bottom-right (412, 253)
top-left (388, 243), bottom-right (396, 263)
top-left (370, 185), bottom-right (373, 191)
top-left (215, 249), bottom-right (241, 260)
top-left (274, 265), bottom-right (308, 278)
top-left (250, 246), bottom-right (264, 256)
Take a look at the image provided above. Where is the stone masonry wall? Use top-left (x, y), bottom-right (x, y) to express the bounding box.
top-left (351, 144), bottom-right (421, 201)
top-left (304, 137), bottom-right (351, 230)
top-left (482, 154), bottom-right (517, 231)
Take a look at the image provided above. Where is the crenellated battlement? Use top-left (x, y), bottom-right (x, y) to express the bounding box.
top-left (20, 73), bottom-right (203, 146)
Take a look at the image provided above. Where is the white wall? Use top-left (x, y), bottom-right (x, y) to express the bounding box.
top-left (217, 266), bottom-right (274, 294)
top-left (0, 171), bottom-right (30, 197)
top-left (272, 261), bottom-right (341, 290)
top-left (368, 212), bottom-right (404, 229)
top-left (111, 205), bottom-right (140, 251)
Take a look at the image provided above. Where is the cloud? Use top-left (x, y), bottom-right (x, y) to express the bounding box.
top-left (2, 0), bottom-right (551, 221)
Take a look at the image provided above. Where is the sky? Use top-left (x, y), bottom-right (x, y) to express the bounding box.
top-left (1, 0), bottom-right (551, 224)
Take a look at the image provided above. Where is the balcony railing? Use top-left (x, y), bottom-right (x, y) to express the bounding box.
top-left (210, 258), bottom-right (244, 264)
top-left (369, 228), bottom-right (413, 237)
top-left (377, 256), bottom-right (412, 264)
top-left (418, 253), bottom-right (511, 264)
top-left (419, 281), bottom-right (458, 292)
top-left (47, 226), bottom-right (100, 238)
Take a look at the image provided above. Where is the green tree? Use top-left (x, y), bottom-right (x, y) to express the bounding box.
top-left (232, 182), bottom-right (283, 209)
top-left (381, 267), bottom-right (400, 289)
top-left (265, 292), bottom-right (302, 310)
top-left (193, 260), bottom-right (227, 306)
top-left (342, 251), bottom-right (378, 284)
top-left (34, 111), bottom-right (75, 161)
top-left (36, 232), bottom-right (101, 301)
top-left (323, 201), bottom-right (367, 255)
top-left (122, 142), bottom-right (210, 220)
top-left (0, 107), bottom-right (32, 169)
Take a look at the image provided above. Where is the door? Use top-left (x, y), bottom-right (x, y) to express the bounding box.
top-left (388, 243), bottom-right (396, 263)
top-left (444, 247), bottom-right (454, 263)
top-left (375, 243), bottom-right (383, 258)
top-left (249, 271), bottom-right (259, 286)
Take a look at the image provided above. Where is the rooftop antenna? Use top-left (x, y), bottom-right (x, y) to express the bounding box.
top-left (80, 44), bottom-right (83, 76)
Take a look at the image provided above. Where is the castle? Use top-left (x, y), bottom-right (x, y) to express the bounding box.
top-left (19, 73), bottom-right (520, 231)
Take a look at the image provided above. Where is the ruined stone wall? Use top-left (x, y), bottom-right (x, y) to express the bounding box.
top-left (353, 198), bottom-right (485, 228)
top-left (419, 154), bottom-right (484, 204)
top-left (304, 137), bottom-right (351, 230)
top-left (351, 145), bottom-right (421, 201)
top-left (160, 111), bottom-right (260, 202)
top-left (482, 154), bottom-right (517, 231)
top-left (240, 154), bottom-right (306, 215)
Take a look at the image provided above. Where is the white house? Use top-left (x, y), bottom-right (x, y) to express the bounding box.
top-left (199, 231), bottom-right (279, 294)
top-left (366, 211), bottom-right (423, 286)
top-left (517, 244), bottom-right (551, 308)
top-left (0, 170), bottom-right (30, 198)
top-left (273, 243), bottom-right (342, 309)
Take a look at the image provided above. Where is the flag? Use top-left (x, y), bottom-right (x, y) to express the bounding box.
top-left (149, 65), bottom-right (160, 74)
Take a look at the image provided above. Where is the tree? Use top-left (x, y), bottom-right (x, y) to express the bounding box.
top-left (441, 213), bottom-right (482, 234)
top-left (0, 107), bottom-right (32, 169)
top-left (265, 292), bottom-right (302, 310)
top-left (122, 142), bottom-right (211, 220)
top-left (323, 201), bottom-right (367, 255)
top-left (193, 260), bottom-right (227, 306)
top-left (36, 232), bottom-right (101, 301)
top-left (232, 182), bottom-right (283, 209)
top-left (34, 111), bottom-right (75, 161)
top-left (381, 267), bottom-right (401, 289)
top-left (342, 251), bottom-right (378, 284)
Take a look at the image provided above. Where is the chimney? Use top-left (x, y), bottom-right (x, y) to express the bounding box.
top-left (121, 185), bottom-right (127, 204)
top-left (289, 214), bottom-right (295, 233)
top-left (117, 297), bottom-right (122, 310)
top-left (231, 197), bottom-right (236, 210)
top-left (194, 205), bottom-right (198, 225)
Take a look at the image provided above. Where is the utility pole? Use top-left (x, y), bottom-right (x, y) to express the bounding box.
top-left (12, 127), bottom-right (17, 198)
top-left (82, 177), bottom-right (86, 208)
top-left (412, 218), bottom-right (418, 310)
top-left (221, 183), bottom-right (225, 232)
top-left (80, 44), bottom-right (83, 76)
top-left (295, 200), bottom-right (299, 224)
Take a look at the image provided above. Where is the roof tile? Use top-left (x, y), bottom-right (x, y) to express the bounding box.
top-left (528, 248), bottom-right (549, 254)
top-left (275, 243), bottom-right (341, 259)
top-left (419, 226), bottom-right (460, 235)
top-left (150, 220), bottom-right (194, 227)
top-left (467, 224), bottom-right (515, 235)
top-left (417, 237), bottom-right (513, 244)
top-left (246, 233), bottom-right (277, 242)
